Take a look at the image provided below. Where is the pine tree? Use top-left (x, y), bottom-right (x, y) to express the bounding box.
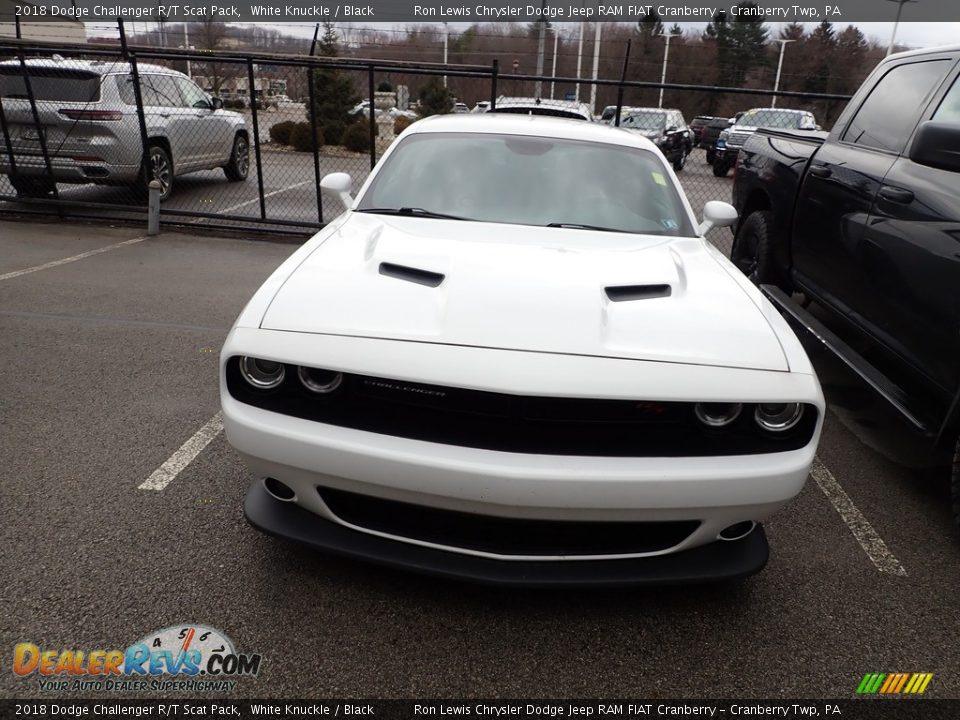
top-left (418, 77), bottom-right (454, 117)
top-left (637, 12), bottom-right (664, 38)
top-left (727, 3), bottom-right (769, 87)
top-left (309, 22), bottom-right (359, 146)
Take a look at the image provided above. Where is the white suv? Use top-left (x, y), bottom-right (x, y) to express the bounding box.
top-left (0, 57), bottom-right (249, 201)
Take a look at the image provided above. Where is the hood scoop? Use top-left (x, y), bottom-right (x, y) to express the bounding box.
top-left (605, 284), bottom-right (672, 302)
top-left (379, 262), bottom-right (445, 288)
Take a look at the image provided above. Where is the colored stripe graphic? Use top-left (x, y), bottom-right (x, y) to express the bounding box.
top-left (858, 673), bottom-right (932, 694)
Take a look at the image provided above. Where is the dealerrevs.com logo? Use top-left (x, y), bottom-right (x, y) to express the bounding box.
top-left (13, 624), bottom-right (262, 693)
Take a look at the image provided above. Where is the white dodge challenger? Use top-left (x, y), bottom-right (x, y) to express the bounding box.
top-left (220, 114), bottom-right (823, 586)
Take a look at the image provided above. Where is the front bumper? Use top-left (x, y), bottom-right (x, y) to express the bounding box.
top-left (245, 479), bottom-right (770, 587)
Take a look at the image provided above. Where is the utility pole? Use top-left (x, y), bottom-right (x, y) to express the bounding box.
top-left (886, 0), bottom-right (917, 56)
top-left (534, 2), bottom-right (547, 100)
top-left (549, 27), bottom-right (559, 100)
top-left (575, 21), bottom-right (584, 102)
top-left (589, 23), bottom-right (602, 115)
top-left (658, 32), bottom-right (672, 109)
top-left (771, 39), bottom-right (795, 108)
top-left (443, 22), bottom-right (449, 87)
top-left (184, 24), bottom-right (191, 78)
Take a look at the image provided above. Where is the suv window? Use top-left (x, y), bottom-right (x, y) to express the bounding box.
top-left (176, 77), bottom-right (211, 109)
top-left (843, 60), bottom-right (950, 153)
top-left (932, 75), bottom-right (960, 124)
top-left (116, 75), bottom-right (159, 106)
top-left (0, 68), bottom-right (100, 102)
top-left (146, 75), bottom-right (185, 108)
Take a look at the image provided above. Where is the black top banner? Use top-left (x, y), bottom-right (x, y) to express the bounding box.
top-left (3, 0), bottom-right (960, 23)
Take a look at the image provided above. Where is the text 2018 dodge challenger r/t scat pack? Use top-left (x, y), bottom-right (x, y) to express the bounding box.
top-left (221, 114), bottom-right (823, 586)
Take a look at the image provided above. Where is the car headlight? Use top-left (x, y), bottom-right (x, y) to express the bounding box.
top-left (298, 366), bottom-right (343, 394)
top-left (754, 403), bottom-right (804, 432)
top-left (239, 356), bottom-right (285, 389)
top-left (694, 402), bottom-right (742, 428)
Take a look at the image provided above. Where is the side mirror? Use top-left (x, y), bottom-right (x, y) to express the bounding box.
top-left (698, 201), bottom-right (738, 236)
top-left (728, 118), bottom-right (736, 126)
top-left (909, 121), bottom-right (960, 173)
top-left (320, 172), bottom-right (354, 210)
top-left (666, 124), bottom-right (678, 134)
top-left (211, 97), bottom-right (223, 110)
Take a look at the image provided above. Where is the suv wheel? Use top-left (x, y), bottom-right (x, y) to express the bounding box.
top-left (10, 176), bottom-right (56, 198)
top-left (731, 210), bottom-right (780, 287)
top-left (712, 159), bottom-right (730, 177)
top-left (673, 150), bottom-right (687, 172)
top-left (705, 148), bottom-right (715, 165)
top-left (145, 145), bottom-right (173, 201)
top-left (224, 134), bottom-right (250, 182)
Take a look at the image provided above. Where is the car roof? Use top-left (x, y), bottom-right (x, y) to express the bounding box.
top-left (742, 107), bottom-right (811, 115)
top-left (0, 57), bottom-right (184, 77)
top-left (406, 113), bottom-right (661, 152)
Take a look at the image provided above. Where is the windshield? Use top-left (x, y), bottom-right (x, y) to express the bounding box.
top-left (736, 110), bottom-right (805, 129)
top-left (357, 132), bottom-right (695, 237)
top-left (622, 111), bottom-right (666, 131)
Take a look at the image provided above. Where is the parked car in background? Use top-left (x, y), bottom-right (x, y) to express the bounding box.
top-left (713, 108), bottom-right (817, 177)
top-left (620, 108), bottom-right (693, 170)
top-left (730, 45), bottom-right (960, 528)
top-left (453, 102), bottom-right (470, 114)
top-left (223, 113), bottom-right (823, 585)
top-left (598, 105), bottom-right (642, 124)
top-left (701, 116), bottom-right (734, 164)
top-left (471, 101), bottom-right (490, 113)
top-left (0, 57), bottom-right (249, 201)
top-left (690, 115), bottom-right (722, 146)
top-left (487, 97), bottom-right (593, 121)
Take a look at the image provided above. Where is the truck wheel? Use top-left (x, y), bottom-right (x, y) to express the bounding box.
top-left (673, 150), bottom-right (687, 172)
top-left (731, 210), bottom-right (779, 286)
top-left (705, 149), bottom-right (715, 165)
top-left (223, 134), bottom-right (250, 182)
top-left (952, 436), bottom-right (960, 531)
top-left (712, 159), bottom-right (730, 177)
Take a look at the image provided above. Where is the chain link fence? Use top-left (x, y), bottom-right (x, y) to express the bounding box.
top-left (0, 32), bottom-right (851, 255)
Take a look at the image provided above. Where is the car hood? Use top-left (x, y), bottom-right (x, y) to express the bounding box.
top-left (260, 214), bottom-right (788, 371)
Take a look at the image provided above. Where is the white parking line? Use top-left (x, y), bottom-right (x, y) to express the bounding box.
top-left (0, 236), bottom-right (148, 282)
top-left (138, 412), bottom-right (224, 491)
top-left (811, 457), bottom-right (907, 576)
top-left (212, 179), bottom-right (316, 216)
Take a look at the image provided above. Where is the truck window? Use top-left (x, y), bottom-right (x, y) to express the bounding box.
top-left (932, 76), bottom-right (960, 124)
top-left (843, 60), bottom-right (949, 153)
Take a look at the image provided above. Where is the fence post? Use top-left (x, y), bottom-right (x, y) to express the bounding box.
top-left (119, 20), bottom-right (151, 208)
top-left (490, 59), bottom-right (499, 110)
top-left (147, 180), bottom-right (161, 235)
top-left (308, 24), bottom-right (323, 225)
top-left (368, 64), bottom-right (376, 170)
top-left (246, 58), bottom-right (266, 221)
top-left (16, 47), bottom-right (62, 214)
top-left (614, 39), bottom-right (632, 127)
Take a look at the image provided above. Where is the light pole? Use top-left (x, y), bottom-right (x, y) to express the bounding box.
top-left (589, 23), bottom-right (602, 115)
top-left (442, 22), bottom-right (449, 88)
top-left (657, 33), bottom-right (673, 110)
top-left (575, 21), bottom-right (584, 102)
top-left (549, 27), bottom-right (559, 100)
top-left (771, 39), bottom-right (795, 109)
top-left (886, 0), bottom-right (917, 56)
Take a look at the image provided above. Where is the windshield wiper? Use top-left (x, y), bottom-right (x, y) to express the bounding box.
top-left (357, 207), bottom-right (469, 221)
top-left (546, 222), bottom-right (622, 233)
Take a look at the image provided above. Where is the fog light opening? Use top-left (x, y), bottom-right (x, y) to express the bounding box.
top-left (718, 521), bottom-right (756, 542)
top-left (754, 403), bottom-right (803, 432)
top-left (263, 477), bottom-right (296, 502)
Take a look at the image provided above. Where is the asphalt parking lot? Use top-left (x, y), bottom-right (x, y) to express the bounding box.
top-left (2, 218), bottom-right (959, 700)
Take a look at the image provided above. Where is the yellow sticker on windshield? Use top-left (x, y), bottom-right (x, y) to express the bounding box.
top-left (652, 172), bottom-right (667, 186)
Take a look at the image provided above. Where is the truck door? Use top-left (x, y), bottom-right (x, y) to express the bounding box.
top-left (790, 58), bottom-right (952, 319)
top-left (858, 63), bottom-right (960, 401)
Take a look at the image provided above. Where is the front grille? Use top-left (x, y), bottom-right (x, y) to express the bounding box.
top-left (727, 131), bottom-right (752, 147)
top-left (226, 359), bottom-right (819, 457)
top-left (319, 486), bottom-right (700, 556)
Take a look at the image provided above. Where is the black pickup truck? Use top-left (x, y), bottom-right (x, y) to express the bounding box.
top-left (730, 46), bottom-right (960, 526)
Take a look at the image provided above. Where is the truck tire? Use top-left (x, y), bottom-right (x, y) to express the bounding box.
top-left (672, 150), bottom-right (687, 172)
top-left (10, 176), bottom-right (56, 198)
top-left (712, 159), bottom-right (730, 177)
top-left (705, 148), bottom-right (715, 165)
top-left (952, 436), bottom-right (960, 531)
top-left (731, 210), bottom-right (780, 286)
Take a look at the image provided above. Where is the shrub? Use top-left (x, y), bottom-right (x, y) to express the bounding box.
top-left (289, 122), bottom-right (324, 153)
top-left (269, 120), bottom-right (296, 145)
top-left (394, 116), bottom-right (415, 135)
top-left (377, 81), bottom-right (393, 92)
top-left (341, 121), bottom-right (375, 153)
